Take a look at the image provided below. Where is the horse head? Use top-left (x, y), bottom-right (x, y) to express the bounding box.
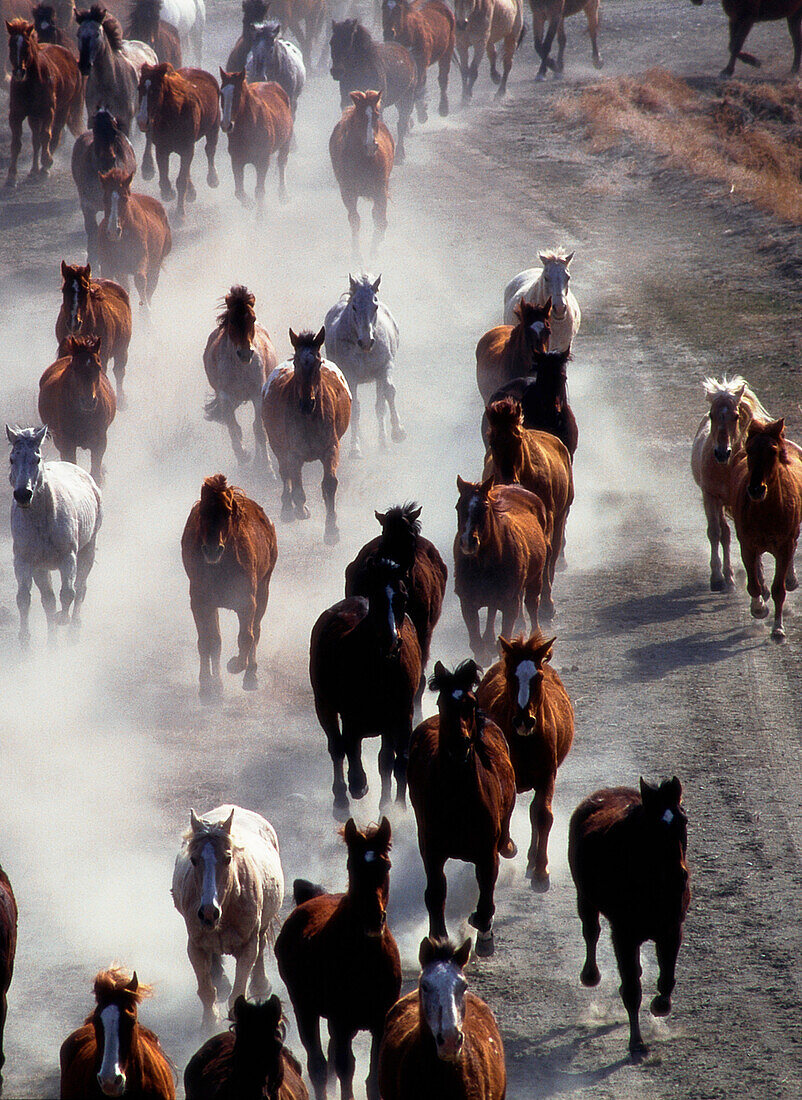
top-left (745, 418), bottom-right (785, 502)
top-left (418, 937), bottom-right (472, 1061)
top-left (198, 474), bottom-right (240, 565)
top-left (704, 376), bottom-right (747, 464)
top-left (219, 285), bottom-right (257, 362)
top-left (76, 6), bottom-right (108, 74)
top-left (484, 397), bottom-right (525, 484)
top-left (289, 327), bottom-right (326, 415)
top-left (32, 4), bottom-right (58, 43)
top-left (342, 816), bottom-right (392, 937)
top-left (137, 62), bottom-right (173, 132)
top-left (91, 967), bottom-right (152, 1098)
top-left (382, 0), bottom-right (409, 40)
top-left (64, 334), bottom-right (104, 413)
top-left (6, 424), bottom-right (47, 508)
top-left (453, 0), bottom-right (477, 32)
top-left (242, 0), bottom-right (270, 39)
top-left (346, 272), bottom-right (381, 350)
top-left (60, 260), bottom-right (93, 332)
top-left (219, 67), bottom-right (246, 132)
top-left (499, 632), bottom-right (556, 736)
top-left (362, 557), bottom-right (409, 657)
top-left (429, 659), bottom-right (483, 762)
top-left (329, 18), bottom-right (359, 78)
top-left (538, 250), bottom-right (574, 320)
top-left (5, 19), bottom-right (37, 80)
top-left (231, 995), bottom-right (288, 1093)
top-left (187, 807), bottom-right (237, 928)
top-left (349, 89), bottom-right (382, 152)
top-left (375, 501), bottom-right (421, 572)
top-left (91, 108), bottom-right (124, 168)
top-left (99, 167), bottom-right (133, 239)
top-left (639, 777), bottom-right (688, 878)
top-left (455, 474), bottom-right (495, 557)
top-left (250, 19), bottom-right (281, 77)
top-left (515, 298), bottom-right (552, 359)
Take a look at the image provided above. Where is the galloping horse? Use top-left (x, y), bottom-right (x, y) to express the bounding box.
top-left (379, 937), bottom-right (507, 1100)
top-left (268, 0), bottom-right (326, 67)
top-left (475, 299), bottom-right (551, 403)
top-left (32, 2), bottom-right (74, 49)
top-left (126, 0), bottom-right (182, 66)
top-left (454, 0), bottom-right (525, 101)
top-left (172, 805), bottom-right (284, 1028)
top-left (484, 350), bottom-right (578, 459)
top-left (76, 7), bottom-right (139, 131)
top-left (0, 865), bottom-right (17, 1094)
top-left (503, 249), bottom-right (580, 352)
top-left (690, 0), bottom-right (802, 77)
top-left (569, 778), bottom-right (691, 1061)
top-left (382, 0), bottom-right (455, 120)
top-left (98, 166), bottom-right (172, 311)
top-left (226, 0), bottom-right (269, 71)
top-left (247, 21), bottom-right (305, 119)
top-left (219, 68), bottom-right (293, 209)
top-left (59, 968), bottom-right (175, 1099)
top-left (261, 328), bottom-right (351, 545)
top-left (181, 474), bottom-right (278, 696)
top-left (71, 108), bottom-right (137, 266)
top-left (477, 631), bottom-right (574, 888)
top-left (528, 0), bottom-right (602, 79)
top-left (275, 818), bottom-right (402, 1100)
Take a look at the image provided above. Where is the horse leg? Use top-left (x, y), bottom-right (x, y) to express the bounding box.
top-left (252, 396), bottom-right (274, 478)
top-left (55, 548), bottom-right (78, 625)
top-left (5, 113), bottom-right (24, 188)
top-left (210, 953), bottom-right (231, 1000)
top-left (554, 20), bottom-right (566, 75)
top-left (587, 0), bottom-right (604, 68)
top-left (370, 190), bottom-right (387, 255)
top-left (422, 849), bottom-right (448, 939)
top-left (253, 156), bottom-right (268, 215)
top-left (228, 596), bottom-right (258, 687)
top-left (366, 1027), bottom-right (383, 1100)
top-left (611, 929), bottom-right (646, 1060)
top-left (82, 204), bottom-right (100, 266)
top-left (295, 1008), bottom-right (328, 1100)
top-left (770, 548), bottom-right (792, 643)
top-left (786, 538), bottom-right (799, 591)
top-left (350, 384), bottom-right (363, 458)
top-left (28, 117), bottom-right (43, 178)
top-left (391, 717), bottom-right (411, 810)
top-left (191, 598), bottom-right (222, 700)
top-left (14, 558), bottom-right (33, 647)
top-left (378, 733), bottom-right (395, 812)
top-left (329, 1024), bottom-right (357, 1100)
top-left (536, 18), bottom-right (559, 80)
top-left (279, 460), bottom-right (295, 523)
top-left (39, 106), bottom-right (56, 172)
top-left (528, 775), bottom-right (555, 890)
top-left (742, 545), bottom-right (769, 620)
top-left (321, 706), bottom-right (349, 819)
top-left (374, 381), bottom-right (387, 450)
top-left (292, 463), bottom-right (310, 520)
top-left (232, 159), bottom-right (251, 208)
top-left (229, 936), bottom-right (259, 1015)
top-left (175, 148), bottom-right (195, 222)
top-left (487, 41), bottom-right (500, 84)
top-left (524, 578), bottom-right (541, 634)
top-left (277, 143), bottom-right (289, 204)
top-left (156, 146), bottom-right (176, 203)
top-left (141, 132), bottom-right (155, 180)
top-left (134, 269), bottom-right (149, 313)
top-left (322, 461), bottom-right (340, 546)
top-left (789, 12), bottom-right (802, 73)
top-left (466, 43), bottom-right (483, 100)
top-left (469, 849), bottom-right (500, 956)
top-left (723, 17), bottom-right (753, 76)
top-left (187, 941), bottom-right (218, 1031)
top-left (248, 929), bottom-right (271, 998)
top-left (343, 720), bottom-right (368, 800)
top-left (342, 189), bottom-right (362, 262)
top-left (532, 9), bottom-right (545, 56)
top-left (459, 596), bottom-right (484, 660)
top-left (498, 601), bottom-right (519, 649)
top-left (71, 539), bottom-right (96, 632)
top-left (89, 436), bottom-right (106, 485)
top-left (113, 345), bottom-right (128, 411)
top-left (205, 127), bottom-right (219, 188)
top-left (704, 495), bottom-right (726, 591)
top-left (395, 93), bottom-right (412, 164)
top-left (577, 892), bottom-right (601, 986)
top-left (437, 53), bottom-right (450, 116)
top-left (225, 405), bottom-right (249, 463)
top-left (32, 567), bottom-right (57, 643)
top-left (497, 34), bottom-right (516, 97)
top-left (383, 371), bottom-right (406, 442)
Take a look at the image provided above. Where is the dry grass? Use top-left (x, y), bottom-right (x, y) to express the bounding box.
top-left (554, 68), bottom-right (802, 224)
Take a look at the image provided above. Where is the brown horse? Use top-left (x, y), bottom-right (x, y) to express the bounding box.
top-left (311, 557), bottom-right (421, 817)
top-left (329, 89), bottom-right (394, 263)
top-left (691, 0), bottom-right (802, 76)
top-left (71, 108), bottom-right (137, 267)
top-left (98, 166), bottom-right (172, 311)
top-left (268, 0), bottom-right (326, 66)
top-left (4, 18), bottom-right (83, 188)
top-left (379, 937), bottom-right (507, 1100)
top-left (731, 418), bottom-right (802, 642)
top-left (226, 0), bottom-right (270, 71)
top-left (60, 967), bottom-right (176, 1099)
top-left (181, 474), bottom-right (278, 697)
top-left (136, 62), bottom-right (220, 221)
top-left (275, 818), bottom-right (402, 1100)
top-left (2, 0), bottom-right (33, 77)
top-left (38, 334), bottom-right (116, 483)
top-left (483, 350), bottom-right (578, 459)
top-left (0, 865), bottom-right (17, 1093)
top-left (529, 0), bottom-right (602, 79)
top-left (32, 2), bottom-right (74, 49)
top-left (475, 299), bottom-right (551, 404)
top-left (261, 328), bottom-right (351, 545)
top-left (477, 631), bottom-right (574, 889)
top-left (569, 778), bottom-right (691, 1061)
top-left (126, 0), bottom-right (182, 66)
top-left (218, 68), bottom-right (293, 210)
top-left (383, 0), bottom-right (455, 119)
top-left (55, 260), bottom-right (133, 406)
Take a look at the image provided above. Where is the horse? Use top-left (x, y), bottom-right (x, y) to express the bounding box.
top-left (247, 20), bottom-right (305, 119)
top-left (159, 0), bottom-right (204, 63)
top-left (454, 475), bottom-right (549, 663)
top-left (32, 2), bottom-right (73, 49)
top-left (181, 474), bottom-right (278, 696)
top-left (483, 351), bottom-right (578, 459)
top-left (227, 0), bottom-right (270, 71)
top-left (503, 250), bottom-right (580, 352)
top-left (382, 0), bottom-right (455, 120)
top-left (329, 19), bottom-right (415, 161)
top-left (172, 805), bottom-right (285, 1028)
top-left (218, 68), bottom-right (293, 209)
top-left (126, 0), bottom-right (182, 66)
top-left (6, 424), bottom-right (102, 645)
top-left (690, 0), bottom-right (802, 76)
top-left (267, 0), bottom-right (326, 67)
top-left (0, 865), bottom-right (17, 1094)
top-left (528, 0), bottom-right (602, 79)
top-left (2, 0), bottom-right (33, 78)
top-left (329, 89), bottom-right (394, 262)
top-left (691, 375), bottom-right (772, 593)
top-left (569, 778), bottom-right (691, 1061)
top-left (453, 0), bottom-right (523, 102)
top-left (378, 937), bottom-right (507, 1099)
top-left (261, 328), bottom-right (351, 545)
top-left (731, 418), bottom-right (802, 642)
top-left (70, 108), bottom-right (137, 267)
top-left (98, 166), bottom-right (172, 311)
top-left (203, 285), bottom-right (278, 471)
top-left (323, 272), bottom-right (404, 456)
top-left (475, 299), bottom-right (552, 404)
top-left (76, 7), bottom-right (139, 131)
top-left (136, 62), bottom-right (220, 221)
top-left (60, 969), bottom-right (175, 1099)
top-left (275, 817), bottom-right (402, 1100)
top-left (477, 631), bottom-right (574, 889)
top-left (184, 994), bottom-right (308, 1100)
top-left (4, 18), bottom-right (83, 188)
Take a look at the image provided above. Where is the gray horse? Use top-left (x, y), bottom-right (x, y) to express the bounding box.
top-left (246, 21), bottom-right (306, 118)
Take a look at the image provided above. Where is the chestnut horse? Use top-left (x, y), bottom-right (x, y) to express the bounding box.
top-left (0, 865), bottom-right (17, 1093)
top-left (690, 0), bottom-right (802, 76)
top-left (4, 18), bottom-right (83, 188)
top-left (261, 328), bottom-right (351, 545)
top-left (181, 474), bottom-right (278, 696)
top-left (481, 348), bottom-right (576, 458)
top-left (136, 62), bottom-right (220, 221)
top-left (569, 778), bottom-right (691, 1061)
top-left (454, 475), bottom-right (549, 663)
top-left (218, 68), bottom-right (293, 210)
top-left (731, 418), bottom-right (802, 642)
top-left (126, 0), bottom-right (182, 66)
top-left (55, 260), bottom-right (133, 406)
top-left (70, 108), bottom-right (137, 267)
top-left (275, 818), bottom-right (402, 1100)
top-left (38, 334), bottom-right (116, 483)
top-left (529, 0), bottom-right (602, 80)
top-left (59, 968), bottom-right (175, 1099)
top-left (477, 631), bottom-right (574, 889)
top-left (382, 0), bottom-right (455, 119)
top-left (475, 299), bottom-right (552, 404)
top-left (226, 0), bottom-right (269, 71)
top-left (98, 166), bottom-right (172, 311)
top-left (329, 89), bottom-right (394, 263)
top-left (378, 937), bottom-right (507, 1100)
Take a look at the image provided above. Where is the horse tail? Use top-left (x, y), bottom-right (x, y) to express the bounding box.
top-left (293, 878), bottom-right (327, 906)
top-left (204, 393), bottom-right (227, 422)
top-left (516, 24), bottom-right (526, 50)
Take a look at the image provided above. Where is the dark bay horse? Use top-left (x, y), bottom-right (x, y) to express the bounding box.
top-left (691, 0), bottom-right (802, 76)
top-left (569, 778), bottom-right (691, 1061)
top-left (383, 0), bottom-right (455, 119)
top-left (219, 68), bottom-right (293, 209)
top-left (477, 631), bottom-right (574, 889)
top-left (226, 0), bottom-right (269, 71)
top-left (70, 107), bottom-right (137, 266)
top-left (484, 349), bottom-right (578, 459)
top-left (0, 865), bottom-right (17, 1093)
top-left (181, 474), bottom-right (278, 697)
top-left (32, 2), bottom-right (74, 49)
top-left (126, 0), bottom-right (182, 66)
top-left (275, 818), bottom-right (402, 1100)
top-left (529, 0), bottom-right (602, 79)
top-left (98, 166), bottom-right (172, 311)
top-left (475, 299), bottom-right (551, 404)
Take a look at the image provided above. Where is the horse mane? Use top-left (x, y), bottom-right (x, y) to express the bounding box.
top-left (198, 474), bottom-right (246, 516)
top-left (77, 5), bottom-right (124, 48)
top-left (93, 966), bottom-right (153, 1006)
top-left (33, 3), bottom-right (56, 22)
top-left (182, 816), bottom-right (246, 854)
top-left (92, 106), bottom-right (121, 146)
top-left (63, 334), bottom-right (101, 356)
top-left (703, 374), bottom-right (771, 423)
top-left (486, 397), bottom-right (523, 434)
top-left (583, 789), bottom-right (642, 835)
top-left (428, 659), bottom-right (482, 694)
top-left (539, 248), bottom-right (572, 264)
top-left (125, 0), bottom-right (161, 39)
top-left (338, 819), bottom-right (393, 850)
top-left (420, 938), bottom-right (464, 965)
top-left (99, 165), bottom-right (131, 188)
top-left (293, 330), bottom-right (321, 348)
top-left (381, 502), bottom-right (421, 538)
top-left (6, 17), bottom-right (34, 35)
top-left (350, 19), bottom-right (378, 56)
top-left (217, 285), bottom-right (256, 338)
top-left (501, 630), bottom-right (553, 663)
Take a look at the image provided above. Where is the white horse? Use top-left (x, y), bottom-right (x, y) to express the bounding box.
top-left (160, 0), bottom-right (206, 63)
top-left (172, 804), bottom-right (284, 1030)
top-left (324, 273), bottom-right (405, 458)
top-left (503, 248), bottom-right (581, 352)
top-left (6, 425), bottom-right (102, 646)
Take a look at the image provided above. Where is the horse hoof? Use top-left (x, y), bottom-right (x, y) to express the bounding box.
top-left (581, 962), bottom-right (601, 987)
top-left (324, 527), bottom-right (340, 546)
top-left (349, 780), bottom-right (368, 800)
top-left (236, 450), bottom-right (252, 466)
top-left (650, 994), bottom-right (671, 1017)
top-left (531, 872), bottom-right (550, 893)
top-left (227, 655), bottom-right (247, 674)
top-left (161, 188), bottom-right (176, 202)
top-left (541, 602), bottom-right (556, 621)
top-left (556, 555), bottom-right (568, 573)
top-left (500, 839), bottom-right (517, 859)
top-left (199, 680), bottom-right (222, 703)
top-left (772, 627), bottom-right (787, 644)
top-left (750, 603), bottom-right (769, 620)
top-left (489, 70), bottom-right (501, 85)
top-left (787, 575), bottom-right (799, 592)
top-left (296, 505), bottom-right (311, 521)
top-left (474, 931), bottom-right (495, 958)
top-left (332, 800), bottom-right (350, 822)
top-left (242, 670), bottom-right (258, 690)
top-left (116, 392), bottom-right (128, 412)
top-left (55, 609), bottom-right (71, 626)
top-left (629, 1040), bottom-right (648, 1063)
top-left (208, 172), bottom-right (219, 188)
top-left (141, 163), bottom-right (155, 181)
top-left (710, 576), bottom-right (726, 592)
top-left (350, 446), bottom-right (364, 460)
top-left (392, 427), bottom-right (407, 443)
top-left (535, 71), bottom-right (546, 82)
top-left (281, 506), bottom-right (295, 523)
top-left (594, 57), bottom-right (604, 69)
top-left (214, 972), bottom-right (232, 1000)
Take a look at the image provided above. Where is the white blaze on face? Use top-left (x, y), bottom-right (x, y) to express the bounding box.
top-left (221, 83), bottom-right (235, 130)
top-left (461, 494), bottom-right (481, 553)
top-left (515, 660), bottom-right (536, 710)
top-left (364, 105), bottom-right (376, 150)
top-left (97, 1004), bottom-right (125, 1096)
top-left (662, 809), bottom-right (674, 825)
top-left (421, 961), bottom-right (466, 1061)
top-left (385, 585), bottom-right (397, 640)
top-left (530, 321), bottom-right (544, 339)
top-left (69, 280), bottom-right (79, 329)
top-left (200, 841), bottom-right (219, 912)
top-left (137, 80), bottom-right (150, 130)
top-left (109, 190), bottom-right (120, 233)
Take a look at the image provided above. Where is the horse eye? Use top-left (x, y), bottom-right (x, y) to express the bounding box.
top-left (190, 856), bottom-right (198, 867)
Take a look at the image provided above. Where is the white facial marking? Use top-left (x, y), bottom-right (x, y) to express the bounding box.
top-left (98, 1004), bottom-right (125, 1095)
top-left (452, 689), bottom-right (464, 701)
top-left (364, 850), bottom-right (376, 862)
top-left (364, 105), bottom-right (376, 149)
top-left (421, 961), bottom-right (465, 1061)
top-left (515, 660), bottom-right (536, 710)
top-left (69, 280), bottom-right (79, 329)
top-left (662, 809), bottom-right (674, 825)
top-left (200, 841), bottom-right (218, 910)
top-left (221, 83), bottom-right (235, 129)
top-left (109, 190), bottom-right (120, 231)
top-left (530, 321), bottom-right (544, 337)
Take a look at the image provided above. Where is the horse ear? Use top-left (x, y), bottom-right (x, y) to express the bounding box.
top-left (418, 936), bottom-right (435, 968)
top-left (349, 273), bottom-right (358, 293)
top-left (219, 65), bottom-right (227, 79)
top-left (123, 170), bottom-right (134, 190)
top-left (454, 938), bottom-right (471, 969)
top-left (343, 818), bottom-right (358, 845)
top-left (288, 328), bottom-right (298, 348)
top-left (233, 994), bottom-right (247, 1021)
top-left (456, 475), bottom-right (468, 494)
top-left (667, 776), bottom-right (683, 803)
top-left (498, 636), bottom-right (513, 655)
top-left (33, 425), bottom-right (48, 446)
top-left (61, 259), bottom-right (69, 277)
top-left (375, 510), bottom-right (386, 526)
top-left (127, 972), bottom-right (138, 993)
top-left (5, 425), bottom-right (19, 444)
top-left (733, 382), bottom-right (746, 404)
top-left (768, 418), bottom-right (785, 438)
top-left (313, 326), bottom-right (325, 349)
top-left (538, 252), bottom-right (547, 265)
top-left (564, 251), bottom-right (574, 266)
top-left (88, 334), bottom-right (101, 353)
top-left (190, 808), bottom-right (203, 833)
top-left (542, 296), bottom-right (552, 314)
top-left (222, 808), bottom-right (235, 835)
top-left (371, 275), bottom-right (381, 293)
top-left (432, 659), bottom-right (447, 681)
top-left (639, 778), bottom-right (658, 811)
top-left (410, 505), bottom-right (421, 521)
top-left (534, 636), bottom-right (556, 665)
top-left (480, 475), bottom-right (494, 496)
top-left (375, 816), bottom-right (392, 850)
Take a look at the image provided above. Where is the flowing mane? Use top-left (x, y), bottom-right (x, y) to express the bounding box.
top-left (702, 374), bottom-right (771, 423)
top-left (216, 285), bottom-right (256, 342)
top-left (93, 966), bottom-right (153, 1005)
top-left (539, 247), bottom-right (572, 264)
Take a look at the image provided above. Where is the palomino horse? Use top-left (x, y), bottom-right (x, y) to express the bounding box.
top-left (38, 334), bottom-right (116, 484)
top-left (136, 62), bottom-right (220, 221)
top-left (203, 285), bottom-right (278, 470)
top-left (55, 260), bottom-right (133, 406)
top-left (4, 18), bottom-right (83, 188)
top-left (475, 299), bottom-right (552, 403)
top-left (0, 865), bottom-right (17, 1093)
top-left (408, 661), bottom-right (516, 956)
top-left (261, 328), bottom-right (351, 545)
top-left (379, 937), bottom-right (507, 1099)
top-left (76, 7), bottom-right (139, 132)
top-left (184, 994), bottom-right (308, 1100)
top-left (70, 108), bottom-right (137, 267)
top-left (6, 424), bottom-right (102, 645)
top-left (181, 474), bottom-right (278, 696)
top-left (569, 778), bottom-right (691, 1061)
top-left (98, 167), bottom-right (172, 311)
top-left (382, 0), bottom-right (455, 120)
top-left (484, 350), bottom-right (578, 459)
top-left (268, 0), bottom-right (326, 67)
top-left (59, 968), bottom-right (175, 1099)
top-left (454, 0), bottom-right (524, 101)
top-left (226, 0), bottom-right (269, 71)
top-left (172, 806), bottom-right (284, 1028)
top-left (311, 558), bottom-right (422, 817)
top-left (275, 818), bottom-right (402, 1100)
top-left (329, 89), bottom-right (394, 263)
top-left (126, 0), bottom-right (183, 66)
top-left (477, 631), bottom-right (574, 888)
top-left (454, 475), bottom-right (548, 663)
top-left (247, 21), bottom-right (306, 119)
top-left (503, 249), bottom-right (580, 352)
top-left (323, 273), bottom-right (404, 456)
top-left (691, 375), bottom-right (771, 593)
top-left (218, 68), bottom-right (293, 209)
top-left (690, 0), bottom-right (802, 76)
top-left (732, 418), bottom-right (802, 642)
top-left (529, 0), bottom-right (603, 79)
